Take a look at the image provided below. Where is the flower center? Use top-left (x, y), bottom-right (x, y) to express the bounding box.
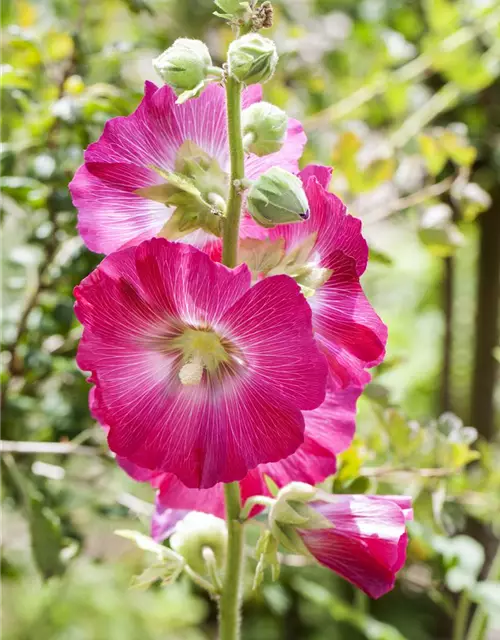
top-left (172, 328), bottom-right (230, 386)
top-left (135, 141), bottom-right (229, 240)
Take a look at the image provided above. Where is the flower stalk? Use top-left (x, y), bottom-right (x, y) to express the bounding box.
top-left (219, 44), bottom-right (247, 639)
top-left (221, 74), bottom-right (244, 268)
top-left (219, 483), bottom-right (245, 640)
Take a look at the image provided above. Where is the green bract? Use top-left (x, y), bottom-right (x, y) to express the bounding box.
top-left (242, 102), bottom-right (288, 156)
top-left (247, 167), bottom-right (309, 228)
top-left (227, 33), bottom-right (278, 85)
top-left (214, 0), bottom-right (249, 18)
top-left (153, 38), bottom-right (217, 102)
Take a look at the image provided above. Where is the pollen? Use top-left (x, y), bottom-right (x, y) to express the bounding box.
top-left (179, 360), bottom-right (204, 386)
top-left (174, 328), bottom-right (229, 385)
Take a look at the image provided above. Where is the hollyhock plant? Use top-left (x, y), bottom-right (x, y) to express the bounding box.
top-left (76, 237), bottom-right (327, 488)
top-left (70, 3), bottom-right (410, 636)
top-left (269, 485), bottom-right (413, 598)
top-left (69, 81), bottom-right (305, 255)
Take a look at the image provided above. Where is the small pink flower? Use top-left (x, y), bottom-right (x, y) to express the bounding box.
top-left (69, 82), bottom-right (306, 255)
top-left (297, 494), bottom-right (412, 598)
top-left (262, 165), bottom-right (387, 389)
top-left (76, 237), bottom-right (327, 488)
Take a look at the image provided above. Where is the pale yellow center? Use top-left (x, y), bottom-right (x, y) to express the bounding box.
top-left (173, 329), bottom-right (229, 386)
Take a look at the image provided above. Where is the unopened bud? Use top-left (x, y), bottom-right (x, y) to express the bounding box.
top-left (170, 512), bottom-right (227, 576)
top-left (242, 102), bottom-right (287, 156)
top-left (247, 167), bottom-right (309, 228)
top-left (153, 39), bottom-right (222, 102)
top-left (268, 483), bottom-right (331, 556)
top-left (227, 33), bottom-right (278, 85)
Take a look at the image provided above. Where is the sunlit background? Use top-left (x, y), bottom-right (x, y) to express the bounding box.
top-left (2, 0), bottom-right (500, 638)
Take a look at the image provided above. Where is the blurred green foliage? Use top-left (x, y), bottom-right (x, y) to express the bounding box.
top-left (1, 0), bottom-right (500, 638)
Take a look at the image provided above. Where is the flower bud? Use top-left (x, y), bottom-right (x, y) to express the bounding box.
top-left (269, 488), bottom-right (413, 599)
top-left (242, 102), bottom-right (288, 156)
top-left (247, 167), bottom-right (309, 228)
top-left (268, 483), bottom-right (327, 557)
top-left (227, 33), bottom-right (278, 85)
top-left (170, 512), bottom-right (227, 576)
top-left (153, 39), bottom-right (220, 102)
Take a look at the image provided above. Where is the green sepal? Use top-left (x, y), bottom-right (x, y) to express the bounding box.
top-left (253, 530), bottom-right (280, 590)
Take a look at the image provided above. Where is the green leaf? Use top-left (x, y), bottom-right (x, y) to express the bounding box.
top-left (115, 529), bottom-right (181, 562)
top-left (440, 131), bottom-right (477, 167)
top-left (434, 535), bottom-right (485, 592)
top-left (419, 204), bottom-right (465, 257)
top-left (29, 495), bottom-right (65, 579)
top-left (418, 134), bottom-right (447, 176)
top-left (294, 578), bottom-right (408, 640)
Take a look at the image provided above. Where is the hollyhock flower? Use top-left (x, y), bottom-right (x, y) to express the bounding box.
top-left (241, 164), bottom-right (387, 389)
top-left (76, 237), bottom-right (327, 489)
top-left (271, 488), bottom-right (413, 599)
top-left (69, 82), bottom-right (305, 255)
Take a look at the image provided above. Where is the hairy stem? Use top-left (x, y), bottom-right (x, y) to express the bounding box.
top-left (219, 483), bottom-right (245, 640)
top-left (222, 75), bottom-right (244, 268)
top-left (218, 66), bottom-right (246, 640)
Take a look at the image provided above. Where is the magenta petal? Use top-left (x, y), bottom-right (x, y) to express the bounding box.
top-left (220, 275), bottom-right (327, 411)
top-left (299, 495), bottom-right (410, 599)
top-left (71, 163), bottom-right (168, 254)
top-left (75, 238), bottom-right (326, 488)
top-left (299, 164), bottom-right (333, 190)
top-left (151, 385), bottom-right (358, 535)
top-left (310, 251), bottom-right (387, 388)
top-left (151, 500), bottom-right (190, 542)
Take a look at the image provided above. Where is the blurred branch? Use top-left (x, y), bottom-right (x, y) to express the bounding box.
top-left (0, 440), bottom-right (99, 456)
top-left (362, 176), bottom-right (455, 225)
top-left (390, 84), bottom-right (461, 149)
top-left (305, 11), bottom-right (500, 129)
top-left (360, 466), bottom-right (454, 478)
top-left (0, 441), bottom-right (457, 480)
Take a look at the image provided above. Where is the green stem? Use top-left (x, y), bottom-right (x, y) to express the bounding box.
top-left (453, 590), bottom-right (471, 640)
top-left (222, 75), bottom-right (244, 268)
top-left (466, 543), bottom-right (500, 640)
top-left (218, 70), bottom-right (246, 640)
top-left (219, 482), bottom-right (245, 640)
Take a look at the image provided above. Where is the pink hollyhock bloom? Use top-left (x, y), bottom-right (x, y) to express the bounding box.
top-left (69, 82), bottom-right (306, 255)
top-left (76, 237), bottom-right (327, 488)
top-left (296, 494), bottom-right (412, 598)
top-left (245, 164), bottom-right (387, 389)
